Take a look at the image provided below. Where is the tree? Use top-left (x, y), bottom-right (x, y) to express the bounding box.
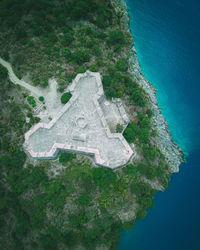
top-left (131, 89), bottom-right (146, 107)
top-left (138, 113), bottom-right (150, 129)
top-left (61, 33), bottom-right (74, 46)
top-left (77, 193), bottom-right (91, 206)
top-left (93, 45), bottom-right (101, 56)
top-left (0, 65), bottom-right (8, 80)
top-left (77, 66), bottom-right (87, 73)
top-left (113, 71), bottom-right (122, 83)
top-left (107, 30), bottom-right (125, 45)
top-left (114, 178), bottom-right (127, 194)
top-left (105, 87), bottom-right (117, 99)
top-left (123, 128), bottom-right (135, 143)
top-left (90, 65), bottom-right (98, 72)
top-left (143, 145), bottom-right (158, 162)
top-left (116, 123), bottom-right (123, 133)
top-left (45, 180), bottom-right (63, 197)
top-left (138, 196), bottom-right (154, 209)
top-left (123, 164), bottom-right (138, 178)
top-left (102, 75), bottom-right (112, 87)
top-left (15, 27), bottom-right (27, 40)
top-left (70, 0), bottom-right (91, 20)
top-left (39, 96), bottom-right (44, 102)
top-left (93, 167), bottom-right (116, 188)
top-left (59, 152), bottom-right (75, 163)
top-left (138, 164), bottom-right (157, 179)
top-left (62, 48), bottom-right (73, 61)
top-left (73, 49), bottom-right (90, 65)
top-left (123, 122), bottom-right (138, 143)
top-left (131, 182), bottom-right (153, 197)
top-left (39, 234), bottom-right (58, 250)
top-left (115, 59), bottom-right (128, 72)
top-left (137, 209), bottom-right (147, 219)
top-left (27, 96), bottom-right (36, 107)
top-left (146, 109), bottom-right (153, 118)
top-left (61, 92), bottom-right (72, 104)
top-left (138, 127), bottom-right (150, 144)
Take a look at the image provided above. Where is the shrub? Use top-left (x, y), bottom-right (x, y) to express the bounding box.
top-left (93, 168), bottom-right (116, 188)
top-left (138, 113), bottom-right (150, 129)
top-left (116, 123), bottom-right (123, 133)
top-left (0, 65), bottom-right (8, 80)
top-left (138, 164), bottom-right (157, 179)
top-left (73, 49), bottom-right (90, 65)
top-left (62, 48), bottom-right (73, 61)
top-left (115, 59), bottom-right (128, 72)
top-left (61, 33), bottom-right (74, 46)
top-left (34, 117), bottom-right (41, 124)
top-left (67, 73), bottom-right (76, 83)
top-left (70, 0), bottom-right (91, 20)
top-left (137, 209), bottom-right (147, 219)
top-left (138, 197), bottom-right (154, 209)
top-left (93, 45), bottom-right (101, 56)
top-left (131, 89), bottom-right (146, 107)
top-left (107, 30), bottom-right (125, 45)
top-left (105, 87), bottom-right (117, 99)
top-left (123, 128), bottom-right (135, 143)
top-left (143, 145), bottom-right (158, 162)
top-left (59, 152), bottom-right (76, 163)
top-left (146, 109), bottom-right (153, 118)
top-left (27, 96), bottom-right (36, 107)
top-left (77, 193), bottom-right (91, 206)
top-left (77, 66), bottom-right (87, 73)
top-left (39, 96), bottom-right (44, 102)
top-left (113, 72), bottom-right (122, 83)
top-left (138, 128), bottom-right (150, 144)
top-left (102, 75), bottom-right (112, 87)
top-left (61, 92), bottom-right (72, 104)
top-left (90, 65), bottom-right (98, 72)
top-left (58, 87), bottom-right (64, 93)
top-left (123, 122), bottom-right (138, 143)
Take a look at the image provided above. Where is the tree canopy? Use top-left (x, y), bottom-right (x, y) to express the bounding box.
top-left (61, 92), bottom-right (72, 104)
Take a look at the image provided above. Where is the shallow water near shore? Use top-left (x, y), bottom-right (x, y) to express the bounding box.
top-left (118, 0), bottom-right (200, 249)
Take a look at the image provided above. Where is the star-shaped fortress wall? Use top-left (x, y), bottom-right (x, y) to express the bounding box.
top-left (24, 71), bottom-right (134, 169)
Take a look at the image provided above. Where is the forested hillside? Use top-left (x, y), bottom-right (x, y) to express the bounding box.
top-left (0, 1), bottom-right (171, 249)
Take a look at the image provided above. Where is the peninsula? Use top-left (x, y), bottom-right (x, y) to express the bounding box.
top-left (0, 0), bottom-right (183, 249)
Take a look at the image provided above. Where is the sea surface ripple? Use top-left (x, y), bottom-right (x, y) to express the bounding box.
top-left (118, 0), bottom-right (200, 249)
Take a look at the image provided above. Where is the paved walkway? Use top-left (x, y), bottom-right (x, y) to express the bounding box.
top-left (0, 57), bottom-right (42, 97)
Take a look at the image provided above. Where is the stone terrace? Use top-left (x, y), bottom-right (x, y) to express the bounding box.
top-left (24, 71), bottom-right (134, 169)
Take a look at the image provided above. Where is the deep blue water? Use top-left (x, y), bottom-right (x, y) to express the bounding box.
top-left (118, 0), bottom-right (200, 249)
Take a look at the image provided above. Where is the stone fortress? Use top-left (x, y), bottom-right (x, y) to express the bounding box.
top-left (24, 71), bottom-right (135, 169)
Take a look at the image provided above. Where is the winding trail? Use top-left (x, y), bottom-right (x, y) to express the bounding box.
top-left (0, 57), bottom-right (42, 97)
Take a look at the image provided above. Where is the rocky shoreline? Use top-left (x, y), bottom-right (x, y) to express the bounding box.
top-left (119, 0), bottom-right (184, 172)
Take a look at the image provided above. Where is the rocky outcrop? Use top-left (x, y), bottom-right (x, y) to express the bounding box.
top-left (119, 0), bottom-right (183, 172)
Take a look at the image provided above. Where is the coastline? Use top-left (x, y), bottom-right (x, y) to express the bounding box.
top-left (119, 0), bottom-right (184, 172)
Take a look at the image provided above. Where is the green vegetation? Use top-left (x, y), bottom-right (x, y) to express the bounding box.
top-left (0, 65), bottom-right (8, 79)
top-left (107, 30), bottom-right (126, 47)
top-left (143, 145), bottom-right (158, 162)
top-left (77, 66), bottom-right (87, 73)
top-left (59, 152), bottom-right (76, 163)
top-left (61, 92), bottom-right (72, 104)
top-left (116, 123), bottom-right (123, 133)
top-left (115, 59), bottom-right (128, 72)
top-left (123, 122), bottom-right (138, 143)
top-left (27, 96), bottom-right (36, 108)
top-left (39, 96), bottom-right (44, 102)
top-left (0, 0), bottom-right (173, 249)
top-left (93, 167), bottom-right (116, 188)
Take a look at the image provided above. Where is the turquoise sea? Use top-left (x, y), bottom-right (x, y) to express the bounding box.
top-left (118, 0), bottom-right (200, 249)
